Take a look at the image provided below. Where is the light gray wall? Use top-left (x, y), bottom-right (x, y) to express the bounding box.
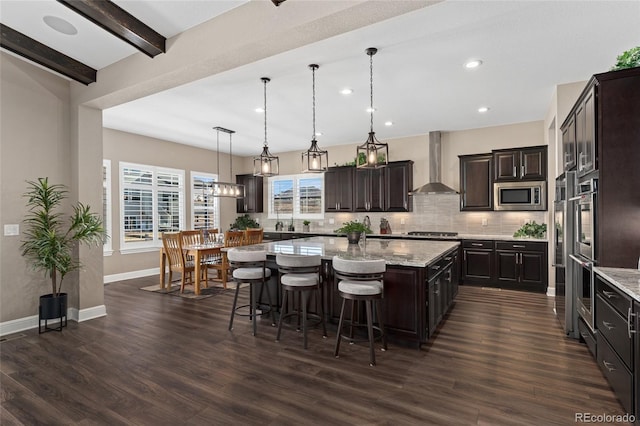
top-left (0, 53), bottom-right (73, 322)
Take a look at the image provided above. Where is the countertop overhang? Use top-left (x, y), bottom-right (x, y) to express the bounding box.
top-left (226, 236), bottom-right (460, 268)
top-left (267, 230), bottom-right (547, 243)
top-left (594, 267), bottom-right (640, 302)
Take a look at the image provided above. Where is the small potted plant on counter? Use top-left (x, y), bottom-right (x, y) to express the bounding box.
top-left (513, 221), bottom-right (547, 239)
top-left (335, 220), bottom-right (372, 244)
top-left (303, 220), bottom-right (311, 232)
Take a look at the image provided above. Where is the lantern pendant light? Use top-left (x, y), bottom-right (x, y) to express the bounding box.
top-left (302, 64), bottom-right (328, 173)
top-left (211, 126), bottom-right (244, 198)
top-left (253, 77), bottom-right (279, 177)
top-left (356, 47), bottom-right (389, 169)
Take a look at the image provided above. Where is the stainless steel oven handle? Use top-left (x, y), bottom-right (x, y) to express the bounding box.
top-left (568, 196), bottom-right (582, 201)
top-left (569, 254), bottom-right (592, 268)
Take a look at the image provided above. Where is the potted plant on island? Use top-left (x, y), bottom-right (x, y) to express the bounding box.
top-left (334, 220), bottom-right (372, 244)
top-left (303, 220), bottom-right (311, 232)
top-left (21, 178), bottom-right (105, 333)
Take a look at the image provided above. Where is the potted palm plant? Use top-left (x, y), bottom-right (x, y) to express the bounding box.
top-left (334, 220), bottom-right (372, 244)
top-left (21, 178), bottom-right (105, 333)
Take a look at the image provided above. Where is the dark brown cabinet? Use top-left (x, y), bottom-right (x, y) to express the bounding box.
top-left (236, 174), bottom-right (263, 213)
top-left (459, 154), bottom-right (493, 211)
top-left (461, 240), bottom-right (494, 285)
top-left (495, 241), bottom-right (547, 293)
top-left (384, 161), bottom-right (413, 212)
top-left (493, 146), bottom-right (546, 182)
top-left (575, 86), bottom-right (596, 178)
top-left (594, 274), bottom-right (634, 414)
top-left (325, 166), bottom-right (354, 212)
top-left (562, 115), bottom-right (577, 171)
top-left (354, 167), bottom-right (385, 212)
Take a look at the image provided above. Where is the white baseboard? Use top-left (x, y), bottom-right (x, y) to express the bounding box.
top-left (104, 267), bottom-right (159, 283)
top-left (0, 305), bottom-right (107, 337)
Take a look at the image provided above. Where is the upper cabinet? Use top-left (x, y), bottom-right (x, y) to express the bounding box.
top-left (459, 153), bottom-right (493, 211)
top-left (326, 161), bottom-right (413, 213)
top-left (325, 166), bottom-right (354, 212)
top-left (493, 146), bottom-right (547, 182)
top-left (561, 115), bottom-right (577, 171)
top-left (354, 167), bottom-right (385, 212)
top-left (384, 161), bottom-right (413, 212)
top-left (562, 84), bottom-right (596, 177)
top-left (236, 174), bottom-right (263, 213)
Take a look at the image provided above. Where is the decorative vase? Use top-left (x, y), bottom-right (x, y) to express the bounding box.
top-left (39, 293), bottom-right (68, 333)
top-left (346, 231), bottom-right (362, 244)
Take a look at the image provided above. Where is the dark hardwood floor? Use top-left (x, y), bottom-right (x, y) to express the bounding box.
top-left (1, 278), bottom-right (631, 425)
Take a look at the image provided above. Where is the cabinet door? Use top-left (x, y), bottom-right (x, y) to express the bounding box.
top-left (384, 161), bottom-right (413, 212)
top-left (494, 151), bottom-right (518, 181)
top-left (462, 249), bottom-right (493, 283)
top-left (236, 174), bottom-right (263, 213)
top-left (459, 154), bottom-right (493, 211)
top-left (562, 115), bottom-right (576, 171)
top-left (519, 251), bottom-right (545, 286)
top-left (354, 168), bottom-right (385, 212)
top-left (325, 167), bottom-right (354, 212)
top-left (578, 88), bottom-right (596, 177)
top-left (520, 147), bottom-right (546, 180)
top-left (383, 267), bottom-right (422, 341)
top-left (496, 251), bottom-right (518, 283)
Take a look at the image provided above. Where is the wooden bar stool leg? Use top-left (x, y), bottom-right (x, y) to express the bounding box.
top-left (301, 291), bottom-right (308, 349)
top-left (264, 280), bottom-right (277, 326)
top-left (366, 300), bottom-right (376, 366)
top-left (251, 283), bottom-right (257, 336)
top-left (317, 287), bottom-right (328, 338)
top-left (275, 289), bottom-right (288, 342)
top-left (376, 299), bottom-right (387, 351)
top-left (229, 282), bottom-right (241, 331)
top-left (349, 299), bottom-right (356, 342)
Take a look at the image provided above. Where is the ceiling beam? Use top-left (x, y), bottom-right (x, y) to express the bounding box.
top-left (0, 23), bottom-right (97, 85)
top-left (57, 0), bottom-right (166, 58)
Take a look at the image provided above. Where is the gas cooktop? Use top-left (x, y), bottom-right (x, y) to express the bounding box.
top-left (407, 231), bottom-right (459, 238)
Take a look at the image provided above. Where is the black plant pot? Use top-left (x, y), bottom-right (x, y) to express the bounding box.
top-left (39, 293), bottom-right (68, 334)
top-left (346, 231), bottom-right (362, 244)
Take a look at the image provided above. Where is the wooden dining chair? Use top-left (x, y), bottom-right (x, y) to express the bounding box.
top-left (201, 228), bottom-right (226, 288)
top-left (204, 228), bottom-right (219, 244)
top-left (224, 230), bottom-right (246, 248)
top-left (162, 232), bottom-right (196, 293)
top-left (244, 228), bottom-right (264, 245)
top-left (181, 230), bottom-right (208, 284)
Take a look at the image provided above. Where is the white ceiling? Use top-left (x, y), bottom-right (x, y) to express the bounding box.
top-left (2, 1), bottom-right (639, 158)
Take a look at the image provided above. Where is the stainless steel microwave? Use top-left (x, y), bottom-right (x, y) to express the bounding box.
top-left (494, 181), bottom-right (547, 211)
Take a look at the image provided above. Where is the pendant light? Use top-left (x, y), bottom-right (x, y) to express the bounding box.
top-left (302, 64), bottom-right (328, 173)
top-left (253, 77), bottom-right (279, 177)
top-left (356, 47), bottom-right (389, 169)
top-left (211, 126), bottom-right (244, 198)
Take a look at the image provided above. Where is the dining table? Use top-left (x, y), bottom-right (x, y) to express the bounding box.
top-left (159, 242), bottom-right (226, 295)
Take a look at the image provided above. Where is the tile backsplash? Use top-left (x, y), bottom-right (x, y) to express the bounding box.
top-left (249, 194), bottom-right (548, 237)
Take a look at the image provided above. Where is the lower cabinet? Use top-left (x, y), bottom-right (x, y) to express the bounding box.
top-left (462, 240), bottom-right (494, 285)
top-left (495, 241), bottom-right (547, 293)
top-left (594, 273), bottom-right (635, 415)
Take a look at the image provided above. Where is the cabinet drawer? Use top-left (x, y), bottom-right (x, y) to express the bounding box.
top-left (495, 241), bottom-right (545, 252)
top-left (596, 275), bottom-right (632, 318)
top-left (462, 240), bottom-right (493, 249)
top-left (596, 333), bottom-right (633, 414)
top-left (428, 258), bottom-right (447, 277)
top-left (578, 318), bottom-right (596, 359)
top-left (596, 295), bottom-right (632, 369)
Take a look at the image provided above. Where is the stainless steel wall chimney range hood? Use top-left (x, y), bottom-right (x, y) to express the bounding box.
top-left (410, 131), bottom-right (458, 195)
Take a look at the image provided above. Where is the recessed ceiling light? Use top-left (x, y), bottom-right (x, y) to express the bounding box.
top-left (43, 16), bottom-right (77, 36)
top-left (478, 106), bottom-right (490, 113)
top-left (340, 88), bottom-right (353, 95)
top-left (384, 121), bottom-right (393, 126)
top-left (255, 108), bottom-right (264, 113)
top-left (366, 107), bottom-right (376, 113)
top-left (465, 59), bottom-right (483, 69)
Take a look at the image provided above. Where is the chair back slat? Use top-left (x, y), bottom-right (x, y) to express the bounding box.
top-left (244, 228), bottom-right (264, 245)
top-left (181, 230), bottom-right (203, 247)
top-left (162, 232), bottom-right (186, 270)
top-left (204, 228), bottom-right (219, 244)
top-left (225, 230), bottom-right (246, 247)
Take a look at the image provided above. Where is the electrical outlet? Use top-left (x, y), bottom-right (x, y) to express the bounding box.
top-left (329, 218), bottom-right (334, 224)
top-left (400, 218), bottom-right (405, 225)
top-left (4, 224), bottom-right (19, 236)
top-left (482, 218), bottom-right (488, 226)
top-left (318, 221), bottom-right (324, 227)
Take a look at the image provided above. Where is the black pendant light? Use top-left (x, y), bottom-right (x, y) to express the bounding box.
top-left (253, 77), bottom-right (279, 177)
top-left (211, 126), bottom-right (244, 198)
top-left (302, 64), bottom-right (328, 173)
top-left (356, 47), bottom-right (389, 169)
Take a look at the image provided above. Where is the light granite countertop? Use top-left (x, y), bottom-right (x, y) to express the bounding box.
top-left (267, 230), bottom-right (547, 243)
top-left (226, 236), bottom-right (460, 268)
top-left (594, 267), bottom-right (640, 302)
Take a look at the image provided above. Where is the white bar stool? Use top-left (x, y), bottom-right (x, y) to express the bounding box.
top-left (332, 256), bottom-right (387, 366)
top-left (275, 254), bottom-right (327, 349)
top-left (227, 248), bottom-right (276, 336)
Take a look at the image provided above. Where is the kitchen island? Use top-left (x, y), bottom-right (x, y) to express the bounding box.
top-left (228, 236), bottom-right (460, 347)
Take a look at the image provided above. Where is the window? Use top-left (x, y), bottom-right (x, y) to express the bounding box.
top-left (191, 172), bottom-right (220, 230)
top-left (120, 162), bottom-right (184, 252)
top-left (268, 174), bottom-right (324, 220)
top-left (103, 160), bottom-right (113, 256)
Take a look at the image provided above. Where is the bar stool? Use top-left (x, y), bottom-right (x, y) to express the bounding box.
top-left (333, 256), bottom-right (387, 366)
top-left (227, 248), bottom-right (276, 336)
top-left (275, 254), bottom-right (327, 349)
